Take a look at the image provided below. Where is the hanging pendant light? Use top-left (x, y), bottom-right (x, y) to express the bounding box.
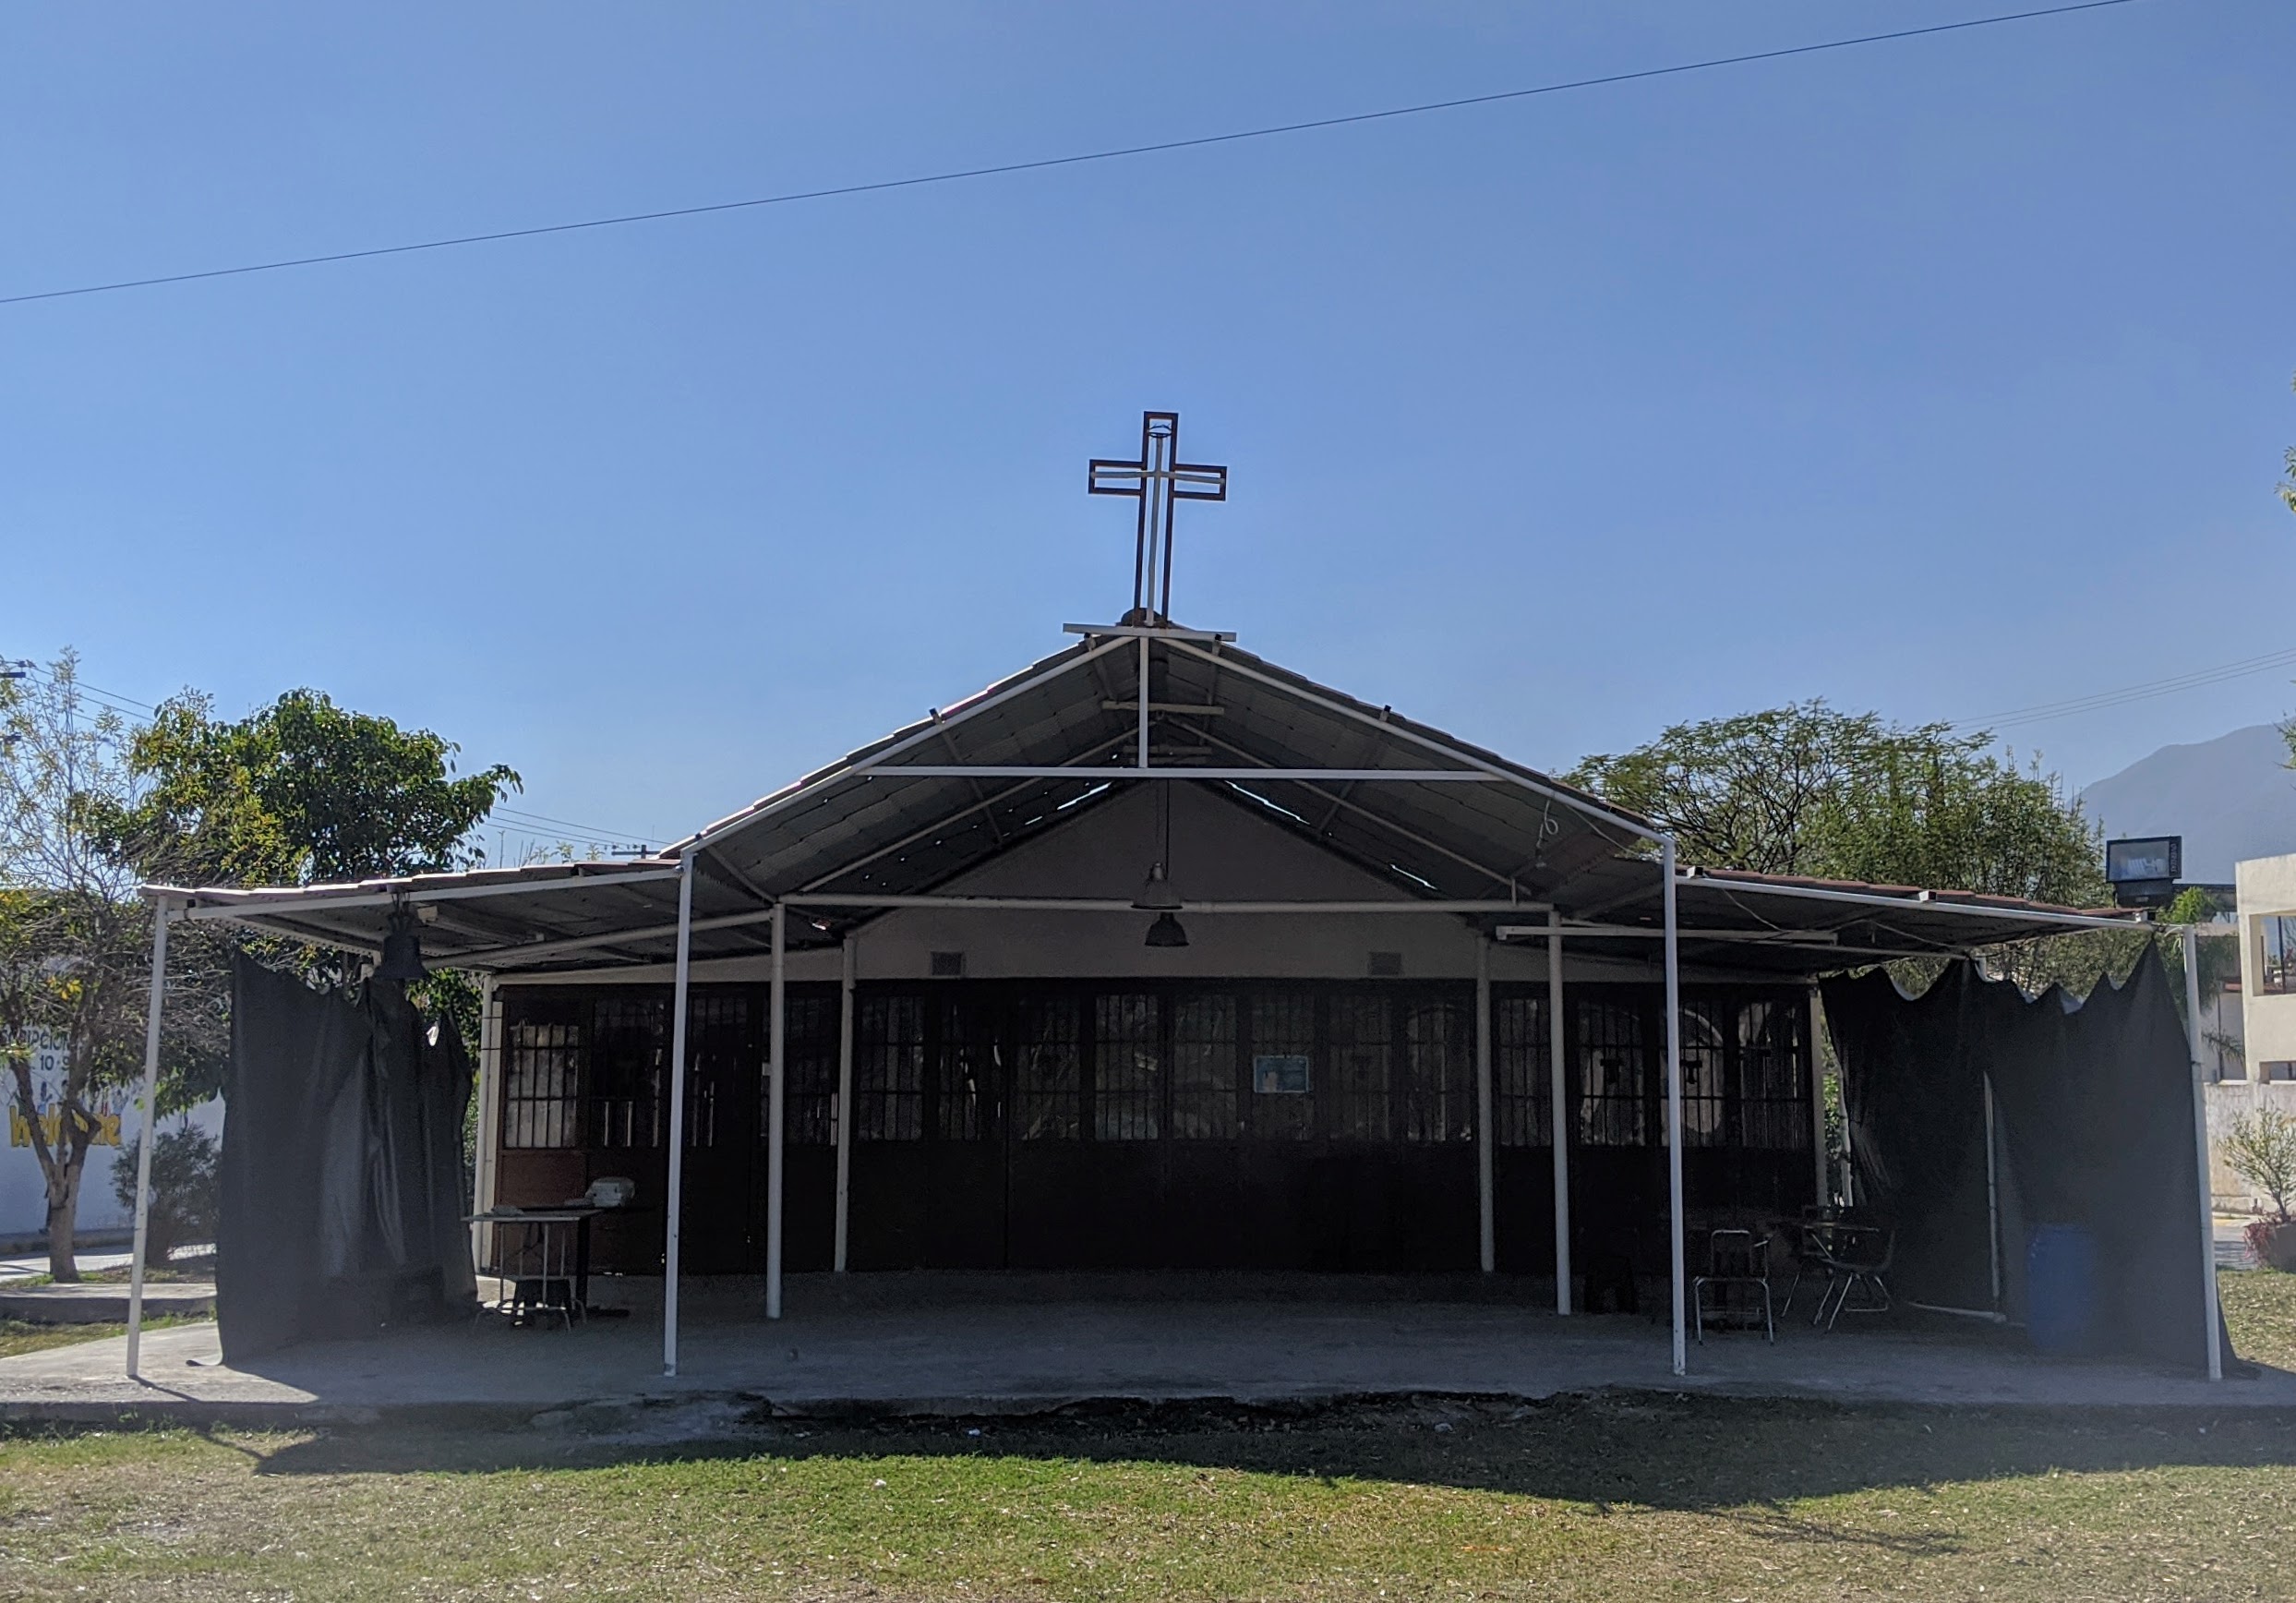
top-left (1136, 718), bottom-right (1187, 946)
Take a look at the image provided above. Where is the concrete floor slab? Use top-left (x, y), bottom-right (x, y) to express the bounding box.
top-left (4, 1273), bottom-right (2290, 1424)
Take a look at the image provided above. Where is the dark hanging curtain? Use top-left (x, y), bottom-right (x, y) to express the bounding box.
top-left (217, 951), bottom-right (475, 1361)
top-left (1823, 947), bottom-right (2226, 1371)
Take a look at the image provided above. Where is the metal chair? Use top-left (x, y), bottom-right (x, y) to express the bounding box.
top-left (1779, 1205), bottom-right (1842, 1319)
top-left (1693, 1227), bottom-right (1775, 1344)
top-left (1812, 1221), bottom-right (1894, 1330)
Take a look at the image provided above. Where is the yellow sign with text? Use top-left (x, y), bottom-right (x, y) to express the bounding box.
top-left (6, 1105), bottom-right (122, 1149)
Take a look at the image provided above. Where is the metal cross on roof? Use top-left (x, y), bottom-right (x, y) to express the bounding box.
top-left (1088, 411), bottom-right (1228, 625)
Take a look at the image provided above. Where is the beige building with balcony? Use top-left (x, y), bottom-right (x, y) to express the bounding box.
top-left (2220, 853), bottom-right (2296, 1208)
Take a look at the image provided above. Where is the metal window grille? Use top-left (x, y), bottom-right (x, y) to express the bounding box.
top-left (1733, 998), bottom-right (1810, 1151)
top-left (929, 995), bottom-right (995, 1141)
top-left (855, 994), bottom-right (925, 1141)
top-left (1400, 996), bottom-right (1472, 1142)
top-left (782, 991), bottom-right (840, 1147)
top-left (1492, 992), bottom-right (1552, 1147)
top-left (1014, 994), bottom-right (1083, 1140)
top-left (502, 1020), bottom-right (579, 1149)
top-left (589, 996), bottom-right (667, 1150)
top-left (1677, 1000), bottom-right (1730, 1148)
top-left (1575, 997), bottom-right (1650, 1147)
top-left (685, 993), bottom-right (752, 1150)
top-left (1246, 991), bottom-right (1316, 1140)
top-left (1171, 993), bottom-right (1239, 1139)
top-left (1093, 993), bottom-right (1162, 1141)
top-left (1326, 992), bottom-right (1392, 1142)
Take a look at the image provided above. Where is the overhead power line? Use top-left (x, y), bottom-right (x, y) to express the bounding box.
top-left (489, 805), bottom-right (659, 849)
top-left (1954, 645), bottom-right (2296, 733)
top-left (2, 0), bottom-right (2147, 309)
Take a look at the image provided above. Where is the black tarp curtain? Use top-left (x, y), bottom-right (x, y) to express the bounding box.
top-left (1823, 947), bottom-right (2228, 1370)
top-left (217, 951), bottom-right (475, 1361)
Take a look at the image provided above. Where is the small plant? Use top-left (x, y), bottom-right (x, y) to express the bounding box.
top-left (2226, 1108), bottom-right (2296, 1272)
top-left (2223, 1108), bottom-right (2296, 1221)
top-left (111, 1124), bottom-right (219, 1266)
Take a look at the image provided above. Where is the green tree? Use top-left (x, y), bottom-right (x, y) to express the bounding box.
top-left (1567, 701), bottom-right (2108, 904)
top-left (2223, 1108), bottom-right (2296, 1222)
top-left (0, 657), bottom-right (224, 1279)
top-left (116, 688), bottom-right (519, 887)
top-left (4, 668), bottom-right (519, 1278)
top-left (2282, 370), bottom-right (2296, 518)
top-left (1568, 701), bottom-right (2131, 993)
top-left (106, 688), bottom-right (521, 1047)
top-left (1563, 703), bottom-right (1877, 875)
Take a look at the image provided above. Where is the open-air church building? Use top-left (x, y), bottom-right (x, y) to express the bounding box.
top-left (140, 413), bottom-right (2229, 1385)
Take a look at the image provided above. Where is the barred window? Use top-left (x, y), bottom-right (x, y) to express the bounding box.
top-left (1247, 992), bottom-right (1316, 1140)
top-left (1094, 993), bottom-right (1162, 1141)
top-left (1172, 994), bottom-right (1239, 1139)
top-left (783, 991), bottom-right (840, 1147)
top-left (1576, 997), bottom-right (1649, 1147)
top-left (1734, 999), bottom-right (1810, 1151)
top-left (1493, 993), bottom-right (1552, 1146)
top-left (1014, 994), bottom-right (1083, 1140)
top-left (589, 997), bottom-right (667, 1150)
top-left (1400, 997), bottom-right (1472, 1142)
top-left (855, 994), bottom-right (925, 1141)
top-left (1327, 993), bottom-right (1392, 1141)
top-left (1677, 1000), bottom-right (1730, 1148)
top-left (929, 996), bottom-right (995, 1141)
top-left (686, 993), bottom-right (753, 1149)
top-left (503, 1020), bottom-right (579, 1149)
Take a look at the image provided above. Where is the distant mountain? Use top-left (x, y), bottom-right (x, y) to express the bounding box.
top-left (2076, 724), bottom-right (2296, 883)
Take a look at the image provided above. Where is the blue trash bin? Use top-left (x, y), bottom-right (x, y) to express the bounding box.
top-left (2026, 1223), bottom-right (2098, 1356)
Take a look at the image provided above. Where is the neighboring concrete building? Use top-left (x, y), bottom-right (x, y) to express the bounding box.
top-left (2218, 853), bottom-right (2296, 1209)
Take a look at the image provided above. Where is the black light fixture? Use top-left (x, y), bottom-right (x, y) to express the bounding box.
top-left (1136, 782), bottom-right (1187, 946)
top-left (1144, 910), bottom-right (1189, 948)
top-left (375, 903), bottom-right (427, 982)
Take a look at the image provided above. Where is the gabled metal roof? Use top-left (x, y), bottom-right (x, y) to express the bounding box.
top-left (150, 622), bottom-right (2143, 974)
top-left (667, 624), bottom-right (1660, 917)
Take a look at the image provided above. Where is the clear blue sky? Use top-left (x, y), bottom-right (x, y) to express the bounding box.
top-left (5, 2), bottom-right (2292, 856)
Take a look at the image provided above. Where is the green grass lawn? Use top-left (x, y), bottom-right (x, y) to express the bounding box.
top-left (0, 1315), bottom-right (209, 1362)
top-left (2220, 1269), bottom-right (2296, 1370)
top-left (5, 1395), bottom-right (2296, 1601)
top-left (0, 1276), bottom-right (2286, 1600)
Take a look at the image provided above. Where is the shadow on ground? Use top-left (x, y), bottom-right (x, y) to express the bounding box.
top-left (90, 1392), bottom-right (2296, 1515)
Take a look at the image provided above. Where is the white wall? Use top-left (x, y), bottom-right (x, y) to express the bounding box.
top-left (2, 1100), bottom-right (223, 1247)
top-left (2235, 853), bottom-right (2296, 1072)
top-left (2218, 855), bottom-right (2296, 1211)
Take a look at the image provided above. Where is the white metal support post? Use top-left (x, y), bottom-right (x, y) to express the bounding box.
top-left (1136, 636), bottom-right (1150, 767)
top-left (661, 854), bottom-right (696, 1378)
top-left (1475, 935), bottom-right (1494, 1273)
top-left (1983, 1074), bottom-right (2003, 1309)
top-left (1548, 911), bottom-right (1569, 1314)
top-left (833, 934), bottom-right (856, 1273)
top-left (1663, 842), bottom-right (1687, 1378)
top-left (767, 900), bottom-right (787, 1320)
top-left (1808, 982), bottom-right (1828, 1205)
top-left (472, 975), bottom-right (503, 1265)
top-left (2182, 925), bottom-right (2223, 1380)
top-left (125, 898), bottom-right (172, 1380)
